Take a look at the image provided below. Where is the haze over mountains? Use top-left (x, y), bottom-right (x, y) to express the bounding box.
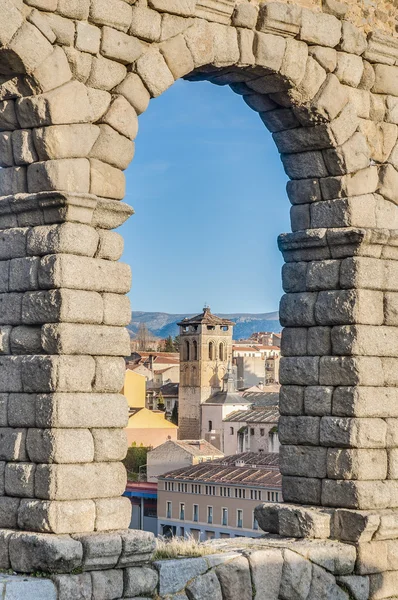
top-left (129, 311), bottom-right (281, 340)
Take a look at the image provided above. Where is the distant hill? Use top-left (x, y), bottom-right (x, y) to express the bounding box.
top-left (128, 311), bottom-right (281, 340)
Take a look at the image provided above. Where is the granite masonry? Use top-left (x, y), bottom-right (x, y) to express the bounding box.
top-left (0, 0), bottom-right (397, 597)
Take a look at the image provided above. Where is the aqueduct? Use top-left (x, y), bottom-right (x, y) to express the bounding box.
top-left (0, 0), bottom-right (397, 597)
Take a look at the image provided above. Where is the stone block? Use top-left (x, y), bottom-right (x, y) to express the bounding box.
top-left (26, 429), bottom-right (95, 464)
top-left (339, 21), bottom-right (367, 56)
top-left (95, 231), bottom-right (124, 262)
top-left (64, 48), bottom-right (92, 85)
top-left (5, 462), bottom-right (35, 497)
top-left (282, 262), bottom-right (307, 293)
top-left (9, 257), bottom-right (39, 292)
top-left (233, 3), bottom-right (258, 28)
top-left (9, 532), bottom-right (83, 573)
top-left (287, 477), bottom-right (319, 505)
top-left (101, 95), bottom-right (138, 141)
top-left (335, 52), bottom-right (364, 87)
top-left (309, 46), bottom-right (337, 73)
top-left (0, 427), bottom-right (27, 460)
top-left (33, 46), bottom-right (72, 93)
top-left (87, 56), bottom-right (127, 92)
top-left (280, 445), bottom-right (327, 478)
top-left (280, 327), bottom-right (307, 356)
top-left (215, 556), bottom-right (252, 600)
top-left (320, 356), bottom-right (383, 387)
top-left (149, 0), bottom-right (195, 15)
top-left (52, 573), bottom-right (92, 600)
top-left (89, 159), bottom-right (126, 200)
top-left (160, 34), bottom-right (194, 79)
top-left (72, 532), bottom-right (121, 571)
top-left (184, 19), bottom-right (214, 68)
top-left (27, 159), bottom-right (90, 194)
top-left (378, 164), bottom-right (398, 204)
top-left (57, 0), bottom-right (89, 19)
top-left (0, 0), bottom-right (23, 47)
top-left (309, 325), bottom-right (331, 355)
top-left (90, 124), bottom-right (135, 171)
top-left (89, 0), bottom-right (133, 32)
top-left (35, 462), bottom-right (127, 501)
top-left (76, 22), bottom-right (101, 55)
top-left (92, 429), bottom-right (127, 462)
top-left (320, 417), bottom-right (387, 448)
top-left (278, 505), bottom-right (332, 539)
top-left (101, 27), bottom-right (143, 65)
top-left (0, 497), bottom-right (19, 528)
top-left (257, 2), bottom-right (301, 36)
top-left (124, 567), bottom-right (159, 598)
top-left (372, 64), bottom-right (398, 96)
top-left (300, 9), bottom-right (341, 47)
top-left (280, 292), bottom-right (316, 326)
top-left (320, 166), bottom-right (378, 201)
top-left (8, 393), bottom-right (36, 427)
top-left (91, 570), bottom-right (123, 600)
top-left (210, 23), bottom-right (239, 67)
top-left (327, 448), bottom-right (387, 480)
top-left (315, 290), bottom-right (383, 325)
top-left (280, 548), bottom-right (312, 600)
top-left (114, 73), bottom-right (150, 116)
top-left (0, 166), bottom-right (27, 195)
top-left (279, 416), bottom-right (320, 445)
top-left (130, 6), bottom-right (161, 42)
top-left (35, 393), bottom-right (128, 429)
top-left (21, 355), bottom-right (96, 393)
top-left (95, 497), bottom-right (131, 531)
top-left (118, 529), bottom-right (155, 567)
top-left (38, 255), bottom-right (131, 294)
top-left (254, 32), bottom-right (286, 71)
top-left (0, 131), bottom-right (14, 167)
top-left (323, 132), bottom-right (371, 176)
top-left (93, 356), bottom-right (126, 393)
top-left (246, 549), bottom-right (283, 599)
top-left (0, 101), bottom-right (19, 132)
top-left (0, 325), bottom-right (11, 352)
top-left (0, 355), bottom-right (23, 391)
top-left (23, 289), bottom-right (103, 325)
top-left (33, 124), bottom-right (100, 161)
top-left (6, 21), bottom-right (53, 74)
top-left (42, 13), bottom-right (75, 46)
top-left (10, 325), bottom-right (42, 354)
top-left (307, 260), bottom-right (340, 291)
top-left (280, 356), bottom-right (319, 385)
top-left (12, 130), bottom-right (38, 165)
top-left (42, 323), bottom-right (130, 356)
top-left (279, 386), bottom-right (304, 416)
top-left (304, 386), bottom-right (333, 416)
top-left (322, 480), bottom-right (398, 510)
top-left (281, 151), bottom-right (328, 179)
top-left (369, 570), bottom-right (398, 599)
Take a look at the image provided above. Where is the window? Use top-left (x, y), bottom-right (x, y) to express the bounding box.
top-left (208, 421), bottom-right (213, 432)
top-left (250, 428), bottom-right (255, 436)
top-left (251, 490), bottom-right (258, 501)
top-left (192, 484), bottom-right (201, 494)
top-left (222, 326), bottom-right (229, 331)
top-left (207, 506), bottom-right (213, 524)
top-left (193, 340), bottom-right (198, 360)
top-left (222, 508), bottom-right (228, 526)
top-left (184, 340), bottom-right (190, 361)
top-left (166, 502), bottom-right (172, 519)
top-left (230, 427), bottom-right (234, 435)
top-left (276, 492), bottom-right (279, 502)
top-left (259, 491), bottom-right (262, 501)
top-left (253, 514), bottom-right (259, 530)
top-left (180, 503), bottom-right (185, 521)
top-left (193, 504), bottom-right (199, 522)
top-left (260, 428), bottom-right (265, 437)
top-left (219, 343), bottom-right (224, 361)
top-left (209, 341), bottom-right (215, 360)
top-left (237, 509), bottom-right (243, 528)
top-left (205, 485), bottom-right (216, 495)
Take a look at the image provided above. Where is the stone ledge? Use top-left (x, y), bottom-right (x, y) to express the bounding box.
top-left (255, 502), bottom-right (398, 543)
top-left (0, 193), bottom-right (134, 231)
top-left (0, 529), bottom-right (155, 574)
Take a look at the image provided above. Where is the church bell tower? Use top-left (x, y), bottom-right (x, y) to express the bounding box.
top-left (177, 307), bottom-right (234, 440)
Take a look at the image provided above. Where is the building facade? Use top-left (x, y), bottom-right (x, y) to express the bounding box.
top-left (157, 453), bottom-right (281, 540)
top-left (223, 407), bottom-right (279, 455)
top-left (177, 308), bottom-right (234, 440)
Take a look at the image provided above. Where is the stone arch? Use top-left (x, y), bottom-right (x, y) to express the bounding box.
top-left (0, 2), bottom-right (398, 581)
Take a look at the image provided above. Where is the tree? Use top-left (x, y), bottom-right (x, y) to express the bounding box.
top-left (170, 402), bottom-right (178, 426)
top-left (123, 443), bottom-right (150, 480)
top-left (136, 323), bottom-right (150, 351)
top-left (164, 335), bottom-right (174, 353)
top-left (173, 335), bottom-right (180, 352)
top-left (157, 392), bottom-right (165, 412)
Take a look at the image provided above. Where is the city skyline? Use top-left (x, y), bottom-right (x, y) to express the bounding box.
top-left (120, 78), bottom-right (291, 315)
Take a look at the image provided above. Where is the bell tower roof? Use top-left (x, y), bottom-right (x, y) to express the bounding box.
top-left (177, 307), bottom-right (235, 327)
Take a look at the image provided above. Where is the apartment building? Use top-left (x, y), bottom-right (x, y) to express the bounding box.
top-left (157, 453), bottom-right (281, 540)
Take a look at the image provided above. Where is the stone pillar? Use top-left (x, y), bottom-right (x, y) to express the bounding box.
top-left (0, 191), bottom-right (133, 534)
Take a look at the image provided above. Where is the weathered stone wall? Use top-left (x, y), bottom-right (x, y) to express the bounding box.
top-left (0, 0), bottom-right (398, 596)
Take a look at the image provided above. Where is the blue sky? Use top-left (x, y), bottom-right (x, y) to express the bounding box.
top-left (120, 78), bottom-right (291, 315)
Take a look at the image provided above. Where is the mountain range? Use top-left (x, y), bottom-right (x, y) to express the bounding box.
top-left (128, 311), bottom-right (281, 340)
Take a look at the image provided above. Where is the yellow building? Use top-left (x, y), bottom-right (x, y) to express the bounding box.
top-left (123, 369), bottom-right (178, 448)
